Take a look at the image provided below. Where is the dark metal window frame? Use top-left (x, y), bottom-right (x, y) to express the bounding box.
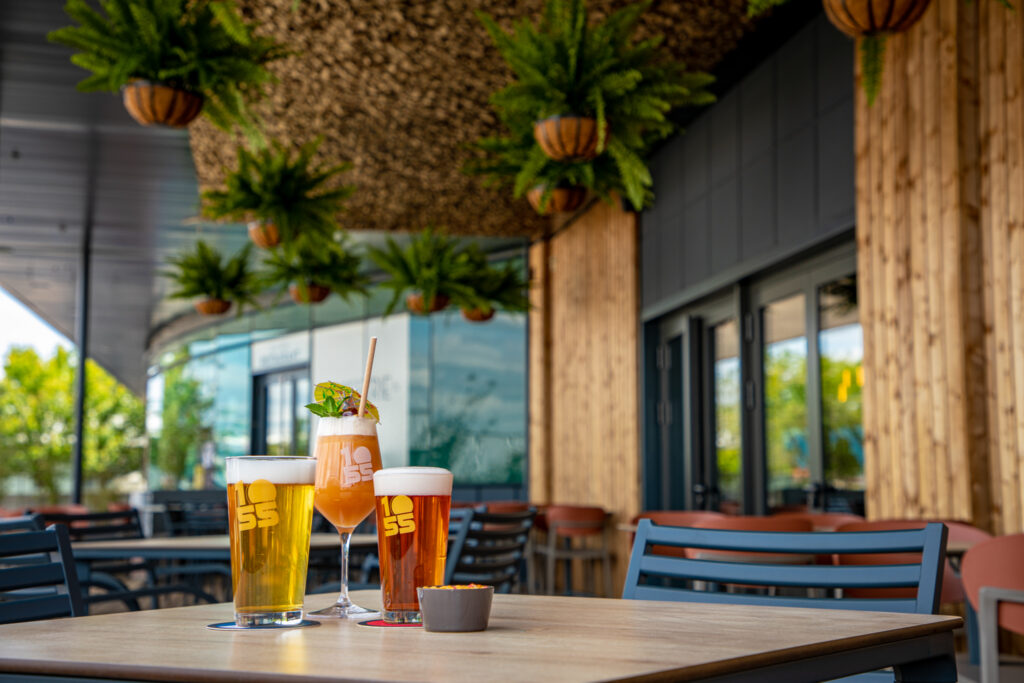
top-left (645, 241), bottom-right (857, 514)
top-left (251, 365), bottom-right (312, 456)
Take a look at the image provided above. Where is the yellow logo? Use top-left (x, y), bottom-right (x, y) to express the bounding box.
top-left (234, 479), bottom-right (279, 531)
top-left (380, 495), bottom-right (415, 537)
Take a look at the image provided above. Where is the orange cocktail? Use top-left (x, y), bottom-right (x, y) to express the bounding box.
top-left (309, 415), bottom-right (382, 618)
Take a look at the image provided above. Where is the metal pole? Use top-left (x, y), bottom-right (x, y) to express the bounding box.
top-left (71, 131), bottom-right (98, 505)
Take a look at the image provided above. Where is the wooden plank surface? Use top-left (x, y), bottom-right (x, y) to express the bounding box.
top-left (0, 591), bottom-right (960, 683)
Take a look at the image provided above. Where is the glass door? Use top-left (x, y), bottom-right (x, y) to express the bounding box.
top-left (252, 368), bottom-right (311, 456)
top-left (645, 242), bottom-right (863, 516)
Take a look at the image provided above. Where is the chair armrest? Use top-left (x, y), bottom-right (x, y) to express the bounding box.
top-left (979, 586), bottom-right (1024, 607)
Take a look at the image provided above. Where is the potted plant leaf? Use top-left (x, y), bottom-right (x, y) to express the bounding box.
top-left (202, 138), bottom-right (355, 249)
top-left (367, 228), bottom-right (487, 316)
top-left (262, 236), bottom-right (368, 305)
top-left (164, 241), bottom-right (262, 316)
top-left (473, 0), bottom-right (713, 211)
top-left (453, 248), bottom-right (531, 322)
top-left (48, 0), bottom-right (286, 137)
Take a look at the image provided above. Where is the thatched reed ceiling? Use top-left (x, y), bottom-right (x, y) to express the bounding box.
top-left (188, 0), bottom-right (755, 238)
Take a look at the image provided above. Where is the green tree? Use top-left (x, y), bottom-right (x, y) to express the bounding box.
top-left (0, 347), bottom-right (144, 503)
top-left (152, 364), bottom-right (212, 488)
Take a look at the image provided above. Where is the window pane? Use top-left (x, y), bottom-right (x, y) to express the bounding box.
top-left (818, 277), bottom-right (864, 513)
top-left (713, 320), bottom-right (741, 512)
top-left (763, 294), bottom-right (808, 511)
top-left (294, 376), bottom-right (310, 456)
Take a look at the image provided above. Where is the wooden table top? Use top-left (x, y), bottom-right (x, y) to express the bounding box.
top-left (0, 591), bottom-right (961, 683)
top-left (71, 533), bottom-right (378, 554)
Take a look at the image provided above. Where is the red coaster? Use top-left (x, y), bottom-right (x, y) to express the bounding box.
top-left (358, 619), bottom-right (422, 628)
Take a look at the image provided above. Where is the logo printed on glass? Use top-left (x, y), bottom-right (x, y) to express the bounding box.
top-left (380, 495), bottom-right (415, 537)
top-left (234, 479), bottom-right (280, 531)
top-left (343, 445), bottom-right (375, 486)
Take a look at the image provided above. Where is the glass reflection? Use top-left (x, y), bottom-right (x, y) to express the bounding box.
top-left (818, 277), bottom-right (864, 509)
top-left (763, 294), bottom-right (808, 511)
top-left (713, 320), bottom-right (741, 512)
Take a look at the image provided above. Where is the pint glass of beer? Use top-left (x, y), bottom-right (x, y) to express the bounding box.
top-left (373, 467), bottom-right (453, 623)
top-left (226, 456), bottom-right (316, 627)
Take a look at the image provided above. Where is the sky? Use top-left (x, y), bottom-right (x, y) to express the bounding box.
top-left (0, 286), bottom-right (72, 372)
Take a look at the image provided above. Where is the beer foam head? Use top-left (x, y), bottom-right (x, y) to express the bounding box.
top-left (316, 415), bottom-right (378, 438)
top-left (226, 456), bottom-right (316, 485)
top-left (373, 467), bottom-right (453, 496)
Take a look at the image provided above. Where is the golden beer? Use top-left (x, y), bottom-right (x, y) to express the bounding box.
top-left (373, 467), bottom-right (453, 623)
top-left (226, 456), bottom-right (316, 627)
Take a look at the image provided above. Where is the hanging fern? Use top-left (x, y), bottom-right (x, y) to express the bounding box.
top-left (163, 241), bottom-right (261, 313)
top-left (470, 0), bottom-right (713, 211)
top-left (48, 0), bottom-right (287, 139)
top-left (260, 235), bottom-right (368, 303)
top-left (202, 138), bottom-right (355, 243)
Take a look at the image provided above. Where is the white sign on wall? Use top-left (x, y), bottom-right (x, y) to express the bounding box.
top-left (251, 332), bottom-right (310, 374)
top-left (310, 316), bottom-right (410, 466)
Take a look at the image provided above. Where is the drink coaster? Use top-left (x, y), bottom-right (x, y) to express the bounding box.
top-left (206, 620), bottom-right (321, 631)
top-left (357, 619), bottom-right (422, 628)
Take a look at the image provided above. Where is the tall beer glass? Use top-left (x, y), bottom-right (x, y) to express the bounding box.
top-left (310, 415), bottom-right (383, 618)
top-left (226, 456), bottom-right (316, 627)
top-left (373, 467), bottom-right (453, 624)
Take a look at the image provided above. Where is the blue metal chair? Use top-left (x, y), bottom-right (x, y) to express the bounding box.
top-left (0, 524), bottom-right (85, 623)
top-left (623, 520), bottom-right (951, 682)
top-left (446, 507), bottom-right (535, 592)
top-left (38, 509), bottom-right (219, 611)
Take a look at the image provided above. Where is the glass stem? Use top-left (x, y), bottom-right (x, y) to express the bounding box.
top-left (336, 530), bottom-right (353, 608)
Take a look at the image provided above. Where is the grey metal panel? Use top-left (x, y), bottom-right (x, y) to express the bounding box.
top-left (776, 126), bottom-right (817, 246)
top-left (740, 153), bottom-right (776, 261)
top-left (818, 98), bottom-right (855, 233)
top-left (710, 178), bottom-right (739, 273)
top-left (776, 27), bottom-right (816, 138)
top-left (641, 13), bottom-right (855, 317)
top-left (817, 19), bottom-right (854, 113)
top-left (740, 60), bottom-right (775, 165)
top-left (641, 215), bottom-right (661, 305)
top-left (710, 91), bottom-right (738, 187)
top-left (683, 118), bottom-right (709, 203)
top-left (682, 200), bottom-right (710, 287)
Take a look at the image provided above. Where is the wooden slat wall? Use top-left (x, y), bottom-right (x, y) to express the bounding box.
top-left (528, 200), bottom-right (642, 592)
top-left (858, 0), bottom-right (1023, 534)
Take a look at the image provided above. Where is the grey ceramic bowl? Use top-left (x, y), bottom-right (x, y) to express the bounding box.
top-left (417, 585), bottom-right (494, 632)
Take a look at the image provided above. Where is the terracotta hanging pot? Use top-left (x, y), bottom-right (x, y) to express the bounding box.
top-left (247, 220), bottom-right (281, 249)
top-left (533, 115), bottom-right (607, 162)
top-left (526, 186), bottom-right (588, 216)
top-left (461, 307), bottom-right (496, 323)
top-left (289, 282), bottom-right (331, 304)
top-left (822, 0), bottom-right (931, 37)
top-left (406, 292), bottom-right (450, 315)
top-left (194, 298), bottom-right (231, 315)
top-left (122, 81), bottom-right (204, 128)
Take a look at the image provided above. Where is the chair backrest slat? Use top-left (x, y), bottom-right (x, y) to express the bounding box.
top-left (623, 520), bottom-right (947, 616)
top-left (445, 508), bottom-right (535, 592)
top-left (0, 525), bottom-right (84, 623)
top-left (637, 555), bottom-right (924, 589)
top-left (628, 584), bottom-right (921, 613)
top-left (37, 510), bottom-right (144, 541)
top-left (0, 563), bottom-right (67, 592)
top-left (0, 515), bottom-right (44, 533)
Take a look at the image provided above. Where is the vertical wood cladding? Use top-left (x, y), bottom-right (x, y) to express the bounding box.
top-left (529, 201), bottom-right (641, 592)
top-left (858, 0), bottom-right (1023, 534)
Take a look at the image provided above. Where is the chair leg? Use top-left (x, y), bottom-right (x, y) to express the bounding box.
top-left (546, 548), bottom-right (556, 596)
top-left (979, 588), bottom-right (1000, 683)
top-left (602, 552), bottom-right (612, 598)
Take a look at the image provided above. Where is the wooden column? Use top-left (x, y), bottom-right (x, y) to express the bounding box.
top-left (857, 0), bottom-right (1024, 534)
top-left (528, 200), bottom-right (642, 592)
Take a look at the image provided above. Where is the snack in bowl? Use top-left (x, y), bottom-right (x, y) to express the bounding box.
top-left (416, 584), bottom-right (494, 632)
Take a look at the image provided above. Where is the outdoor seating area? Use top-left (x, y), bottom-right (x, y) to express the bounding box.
top-left (3, 0), bottom-right (1024, 681)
